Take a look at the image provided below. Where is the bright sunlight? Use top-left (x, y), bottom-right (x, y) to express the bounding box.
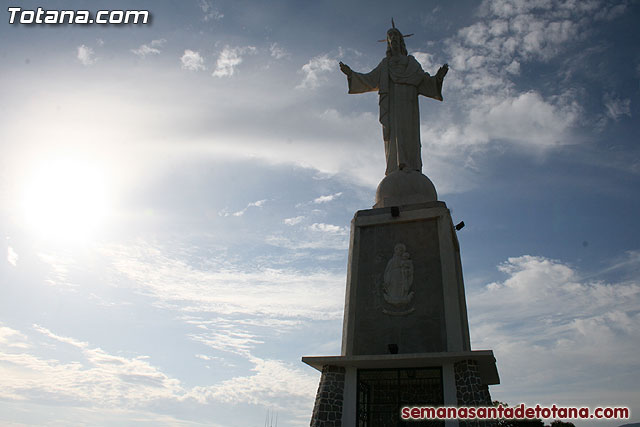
top-left (21, 154), bottom-right (112, 244)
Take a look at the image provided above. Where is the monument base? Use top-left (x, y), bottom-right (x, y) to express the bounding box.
top-left (306, 200), bottom-right (499, 425)
top-left (341, 201), bottom-right (471, 356)
top-left (303, 351), bottom-right (498, 427)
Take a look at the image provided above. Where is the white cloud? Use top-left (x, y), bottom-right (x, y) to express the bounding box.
top-left (0, 325), bottom-right (185, 405)
top-left (405, 0), bottom-right (619, 192)
top-left (475, 254), bottom-right (640, 320)
top-left (198, 0), bottom-right (223, 22)
top-left (283, 216), bottom-right (305, 226)
top-left (593, 2), bottom-right (627, 21)
top-left (189, 356), bottom-right (317, 410)
top-left (188, 322), bottom-right (263, 357)
top-left (212, 45), bottom-right (257, 78)
top-left (0, 323), bottom-right (316, 415)
top-left (0, 324), bottom-right (29, 349)
top-left (92, 237), bottom-right (346, 403)
top-left (419, 90), bottom-right (580, 191)
top-left (406, 0), bottom-right (606, 193)
top-left (265, 233), bottom-right (348, 251)
top-left (469, 254), bottom-right (640, 410)
top-left (308, 223), bottom-right (348, 235)
top-left (77, 45), bottom-right (96, 66)
top-left (181, 49), bottom-right (205, 71)
top-left (443, 0), bottom-right (608, 115)
top-left (461, 0), bottom-right (618, 69)
top-left (297, 53), bottom-right (337, 89)
top-left (412, 52), bottom-right (435, 71)
top-left (33, 324), bottom-right (89, 348)
top-left (191, 106), bottom-right (383, 190)
top-left (37, 251), bottom-right (76, 287)
top-left (131, 39), bottom-right (167, 57)
top-left (7, 245), bottom-right (18, 266)
top-left (101, 241), bottom-right (344, 321)
top-left (219, 199), bottom-right (267, 217)
top-left (469, 91), bottom-right (579, 148)
top-left (603, 93), bottom-right (631, 121)
top-left (504, 59), bottom-right (520, 74)
top-left (269, 43), bottom-right (289, 60)
top-left (313, 192), bottom-right (342, 204)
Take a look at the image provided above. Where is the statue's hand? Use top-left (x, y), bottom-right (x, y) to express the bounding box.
top-left (436, 63), bottom-right (449, 81)
top-left (339, 61), bottom-right (352, 77)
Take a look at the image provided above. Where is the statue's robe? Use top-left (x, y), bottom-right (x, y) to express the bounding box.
top-left (347, 55), bottom-right (443, 175)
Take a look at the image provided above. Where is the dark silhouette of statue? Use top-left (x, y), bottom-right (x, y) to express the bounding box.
top-left (339, 20), bottom-right (448, 176)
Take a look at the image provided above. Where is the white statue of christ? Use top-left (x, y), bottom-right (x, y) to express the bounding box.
top-left (340, 23), bottom-right (448, 176)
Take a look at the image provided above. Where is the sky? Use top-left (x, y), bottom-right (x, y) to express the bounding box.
top-left (0, 0), bottom-right (639, 426)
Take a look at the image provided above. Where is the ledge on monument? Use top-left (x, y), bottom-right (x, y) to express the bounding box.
top-left (302, 350), bottom-right (499, 385)
top-left (374, 169), bottom-right (438, 208)
top-left (355, 200), bottom-right (447, 218)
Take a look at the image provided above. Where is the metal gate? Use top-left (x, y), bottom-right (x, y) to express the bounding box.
top-left (357, 368), bottom-right (444, 427)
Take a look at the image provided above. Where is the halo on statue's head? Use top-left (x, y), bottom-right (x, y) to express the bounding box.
top-left (377, 18), bottom-right (413, 42)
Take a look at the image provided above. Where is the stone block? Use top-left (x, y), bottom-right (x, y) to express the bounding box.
top-left (342, 202), bottom-right (471, 356)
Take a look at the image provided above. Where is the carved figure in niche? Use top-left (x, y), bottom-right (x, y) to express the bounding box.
top-left (339, 20), bottom-right (448, 176)
top-left (383, 243), bottom-right (414, 306)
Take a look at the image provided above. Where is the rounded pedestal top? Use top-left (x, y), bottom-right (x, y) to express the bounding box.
top-left (374, 170), bottom-right (438, 208)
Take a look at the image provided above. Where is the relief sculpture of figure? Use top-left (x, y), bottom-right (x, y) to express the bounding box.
top-left (339, 20), bottom-right (448, 176)
top-left (401, 251), bottom-right (413, 296)
top-left (383, 243), bottom-right (414, 306)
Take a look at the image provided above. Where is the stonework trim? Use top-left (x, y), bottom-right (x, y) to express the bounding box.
top-left (310, 365), bottom-right (345, 427)
top-left (454, 360), bottom-right (495, 427)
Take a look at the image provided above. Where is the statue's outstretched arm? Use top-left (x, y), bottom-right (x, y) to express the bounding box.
top-left (341, 60), bottom-right (381, 94)
top-left (339, 61), bottom-right (352, 77)
top-left (436, 63), bottom-right (448, 81)
top-left (419, 63), bottom-right (447, 101)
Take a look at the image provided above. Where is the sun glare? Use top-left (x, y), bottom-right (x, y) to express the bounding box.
top-left (21, 155), bottom-right (112, 244)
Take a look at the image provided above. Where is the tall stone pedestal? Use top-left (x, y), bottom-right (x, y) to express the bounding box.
top-left (303, 201), bottom-right (499, 426)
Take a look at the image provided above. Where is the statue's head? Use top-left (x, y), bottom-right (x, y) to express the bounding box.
top-left (384, 19), bottom-right (411, 57)
top-left (394, 243), bottom-right (406, 255)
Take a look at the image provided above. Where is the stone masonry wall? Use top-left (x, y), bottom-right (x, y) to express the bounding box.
top-left (455, 360), bottom-right (495, 427)
top-left (310, 365), bottom-right (345, 427)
